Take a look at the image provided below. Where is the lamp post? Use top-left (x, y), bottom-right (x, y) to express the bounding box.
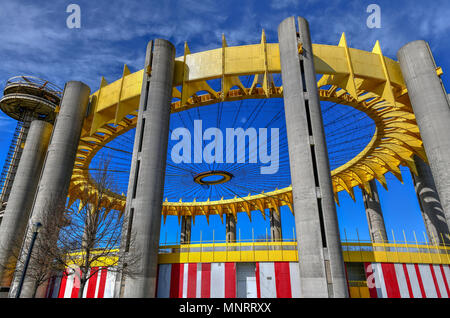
top-left (15, 222), bottom-right (42, 298)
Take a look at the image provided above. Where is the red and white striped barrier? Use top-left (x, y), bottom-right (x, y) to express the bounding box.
top-left (364, 262), bottom-right (450, 298)
top-left (47, 262), bottom-right (450, 298)
top-left (156, 262), bottom-right (300, 298)
top-left (46, 267), bottom-right (116, 298)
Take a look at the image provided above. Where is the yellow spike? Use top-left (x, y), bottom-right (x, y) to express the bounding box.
top-left (260, 29), bottom-right (266, 44)
top-left (100, 76), bottom-right (108, 88)
top-left (372, 40), bottom-right (382, 55)
top-left (334, 191), bottom-right (340, 206)
top-left (371, 40), bottom-right (397, 107)
top-left (337, 33), bottom-right (358, 100)
top-left (122, 64), bottom-right (131, 77)
top-left (184, 41), bottom-right (191, 55)
top-left (361, 182), bottom-right (372, 199)
top-left (375, 174), bottom-right (388, 191)
top-left (403, 157), bottom-right (418, 176)
top-left (222, 33), bottom-right (228, 48)
top-left (338, 32), bottom-right (348, 48)
top-left (114, 64), bottom-right (133, 125)
top-left (348, 186), bottom-right (356, 202)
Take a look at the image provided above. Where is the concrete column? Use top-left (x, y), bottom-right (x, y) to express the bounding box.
top-left (0, 112), bottom-right (34, 205)
top-left (180, 216), bottom-right (191, 244)
top-left (226, 214), bottom-right (236, 243)
top-left (398, 41), bottom-right (450, 230)
top-left (10, 81), bottom-right (90, 298)
top-left (270, 209), bottom-right (282, 242)
top-left (0, 120), bottom-right (52, 289)
top-left (362, 179), bottom-right (388, 246)
top-left (120, 39), bottom-right (175, 298)
top-left (278, 16), bottom-right (348, 298)
top-left (411, 155), bottom-right (450, 245)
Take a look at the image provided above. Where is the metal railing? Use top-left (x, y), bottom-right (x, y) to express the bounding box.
top-left (4, 76), bottom-right (63, 98)
top-left (157, 236), bottom-right (450, 264)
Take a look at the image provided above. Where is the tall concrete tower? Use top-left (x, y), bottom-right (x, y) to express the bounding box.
top-left (0, 76), bottom-right (60, 294)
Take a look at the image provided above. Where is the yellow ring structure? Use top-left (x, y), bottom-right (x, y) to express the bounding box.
top-left (68, 31), bottom-right (425, 222)
top-left (193, 171), bottom-right (233, 186)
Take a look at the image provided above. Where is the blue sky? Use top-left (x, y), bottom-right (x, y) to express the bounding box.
top-left (1, 0), bottom-right (450, 245)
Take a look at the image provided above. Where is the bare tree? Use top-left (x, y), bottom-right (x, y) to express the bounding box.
top-left (50, 157), bottom-right (137, 298)
top-left (0, 198), bottom-right (67, 298)
top-left (1, 157), bottom-right (137, 298)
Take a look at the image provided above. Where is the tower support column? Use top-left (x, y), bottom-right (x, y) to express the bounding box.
top-left (180, 216), bottom-right (192, 244)
top-left (362, 180), bottom-right (388, 247)
top-left (120, 39), bottom-right (175, 298)
top-left (411, 155), bottom-right (450, 245)
top-left (278, 16), bottom-right (348, 298)
top-left (397, 40), bottom-right (450, 229)
top-left (0, 120), bottom-right (52, 290)
top-left (226, 214), bottom-right (237, 243)
top-left (226, 214), bottom-right (237, 252)
top-left (270, 209), bottom-right (282, 242)
top-left (10, 81), bottom-right (90, 298)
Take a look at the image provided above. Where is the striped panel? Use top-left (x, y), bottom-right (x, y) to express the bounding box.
top-left (156, 263), bottom-right (236, 298)
top-left (155, 262), bottom-right (301, 298)
top-left (255, 262), bottom-right (300, 298)
top-left (210, 263), bottom-right (225, 298)
top-left (364, 263), bottom-right (450, 298)
top-left (289, 262), bottom-right (301, 298)
top-left (257, 262), bottom-right (277, 298)
top-left (46, 267), bottom-right (114, 298)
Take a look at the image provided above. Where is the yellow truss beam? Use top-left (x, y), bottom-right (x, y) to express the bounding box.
top-left (68, 34), bottom-right (423, 221)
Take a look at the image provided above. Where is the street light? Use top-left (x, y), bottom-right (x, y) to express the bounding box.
top-left (15, 221), bottom-right (42, 298)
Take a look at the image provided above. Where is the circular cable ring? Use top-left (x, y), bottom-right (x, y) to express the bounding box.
top-left (193, 171), bottom-right (233, 185)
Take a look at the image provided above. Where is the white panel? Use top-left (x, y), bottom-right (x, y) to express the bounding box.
top-left (372, 263), bottom-right (387, 298)
top-left (196, 263), bottom-right (202, 298)
top-left (258, 262), bottom-right (276, 298)
top-left (289, 262), bottom-right (301, 298)
top-left (157, 264), bottom-right (172, 298)
top-left (103, 271), bottom-right (117, 298)
top-left (418, 264), bottom-right (437, 298)
top-left (64, 273), bottom-right (74, 298)
top-left (210, 263), bottom-right (225, 298)
top-left (405, 264), bottom-right (422, 298)
top-left (432, 265), bottom-right (448, 298)
top-left (246, 276), bottom-right (257, 298)
top-left (394, 263), bottom-right (410, 298)
top-left (94, 268), bottom-right (103, 298)
top-left (182, 263), bottom-right (189, 298)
